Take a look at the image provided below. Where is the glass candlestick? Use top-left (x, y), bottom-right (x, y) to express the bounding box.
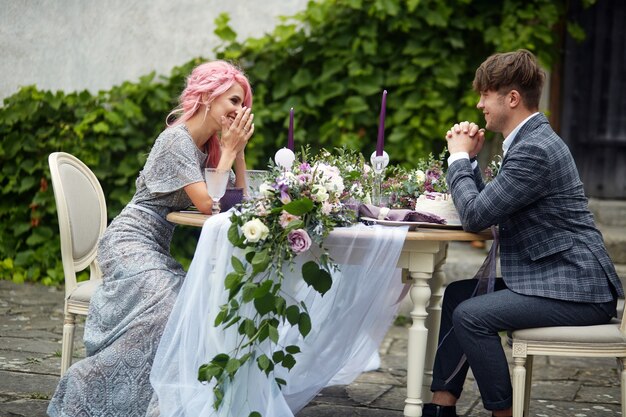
top-left (370, 151), bottom-right (389, 206)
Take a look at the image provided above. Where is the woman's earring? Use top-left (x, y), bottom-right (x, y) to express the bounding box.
top-left (203, 104), bottom-right (211, 121)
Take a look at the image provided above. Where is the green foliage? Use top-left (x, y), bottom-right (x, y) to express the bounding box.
top-left (0, 0), bottom-right (589, 285)
top-left (213, 0), bottom-right (572, 169)
top-left (0, 64), bottom-right (201, 285)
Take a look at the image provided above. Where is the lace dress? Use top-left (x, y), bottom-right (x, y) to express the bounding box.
top-left (48, 125), bottom-right (207, 417)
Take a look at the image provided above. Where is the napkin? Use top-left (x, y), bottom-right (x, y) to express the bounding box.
top-left (359, 204), bottom-right (447, 224)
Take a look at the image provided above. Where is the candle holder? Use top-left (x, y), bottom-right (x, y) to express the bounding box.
top-left (275, 147), bottom-right (296, 170)
top-left (370, 151), bottom-right (389, 206)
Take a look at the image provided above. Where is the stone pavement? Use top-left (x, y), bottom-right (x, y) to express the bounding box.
top-left (0, 242), bottom-right (623, 417)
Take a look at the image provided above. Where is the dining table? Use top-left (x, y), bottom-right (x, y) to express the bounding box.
top-left (167, 210), bottom-right (492, 417)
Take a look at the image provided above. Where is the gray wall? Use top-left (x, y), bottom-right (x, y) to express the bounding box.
top-left (0, 0), bottom-right (308, 101)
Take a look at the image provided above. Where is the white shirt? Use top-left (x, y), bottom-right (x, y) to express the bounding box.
top-left (447, 112), bottom-right (540, 168)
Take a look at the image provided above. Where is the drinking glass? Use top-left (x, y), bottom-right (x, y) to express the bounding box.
top-left (205, 168), bottom-right (230, 214)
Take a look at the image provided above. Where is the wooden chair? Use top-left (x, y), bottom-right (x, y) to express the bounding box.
top-left (511, 311), bottom-right (626, 416)
top-left (48, 152), bottom-right (106, 375)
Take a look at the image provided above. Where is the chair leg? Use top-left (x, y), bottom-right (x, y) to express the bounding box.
top-left (61, 312), bottom-right (76, 376)
top-left (512, 356), bottom-right (527, 417)
top-left (617, 358), bottom-right (626, 416)
top-left (523, 356), bottom-right (533, 417)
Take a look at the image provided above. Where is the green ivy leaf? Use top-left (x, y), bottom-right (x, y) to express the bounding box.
top-left (249, 412), bottom-right (262, 417)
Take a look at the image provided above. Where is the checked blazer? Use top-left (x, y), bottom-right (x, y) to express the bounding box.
top-left (447, 113), bottom-right (623, 303)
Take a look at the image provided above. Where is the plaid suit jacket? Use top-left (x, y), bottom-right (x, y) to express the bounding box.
top-left (447, 113), bottom-right (623, 302)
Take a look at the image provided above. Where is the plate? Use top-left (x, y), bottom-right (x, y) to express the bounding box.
top-left (360, 217), bottom-right (463, 230)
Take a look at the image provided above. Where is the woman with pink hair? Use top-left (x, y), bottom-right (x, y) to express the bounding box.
top-left (48, 60), bottom-right (254, 416)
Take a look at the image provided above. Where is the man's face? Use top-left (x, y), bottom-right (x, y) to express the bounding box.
top-left (477, 90), bottom-right (509, 134)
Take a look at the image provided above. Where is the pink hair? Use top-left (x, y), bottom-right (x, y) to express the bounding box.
top-left (167, 60), bottom-right (253, 167)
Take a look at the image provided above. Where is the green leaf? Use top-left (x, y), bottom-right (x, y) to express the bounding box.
top-left (285, 345), bottom-right (301, 354)
top-left (231, 256), bottom-right (246, 274)
top-left (302, 261), bottom-right (333, 295)
top-left (225, 358), bottom-right (241, 375)
top-left (286, 305), bottom-right (300, 326)
top-left (254, 292), bottom-right (275, 315)
top-left (298, 312), bottom-right (312, 337)
top-left (249, 412), bottom-right (262, 417)
top-left (272, 350), bottom-right (285, 363)
top-left (212, 353), bottom-right (230, 368)
top-left (257, 354), bottom-right (270, 370)
top-left (214, 13), bottom-right (237, 42)
top-left (275, 377), bottom-right (287, 388)
top-left (268, 324), bottom-right (279, 343)
top-left (228, 222), bottom-right (243, 246)
top-left (224, 272), bottom-right (242, 290)
top-left (282, 198), bottom-right (314, 215)
top-left (251, 249), bottom-right (271, 274)
top-left (253, 279), bottom-right (273, 299)
top-left (282, 354), bottom-right (296, 370)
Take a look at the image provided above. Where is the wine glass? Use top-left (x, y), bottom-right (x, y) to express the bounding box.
top-left (205, 168), bottom-right (230, 214)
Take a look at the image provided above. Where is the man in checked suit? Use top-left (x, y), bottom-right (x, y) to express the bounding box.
top-left (421, 49), bottom-right (624, 417)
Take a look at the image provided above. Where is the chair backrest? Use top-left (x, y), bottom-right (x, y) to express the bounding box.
top-left (48, 152), bottom-right (107, 297)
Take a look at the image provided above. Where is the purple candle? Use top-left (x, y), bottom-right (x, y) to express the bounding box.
top-left (376, 90), bottom-right (387, 156)
top-left (288, 107), bottom-right (294, 151)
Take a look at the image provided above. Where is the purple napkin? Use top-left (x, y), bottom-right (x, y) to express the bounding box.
top-left (359, 204), bottom-right (447, 224)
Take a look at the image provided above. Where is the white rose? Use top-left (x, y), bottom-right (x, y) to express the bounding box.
top-left (414, 170), bottom-right (426, 185)
top-left (325, 175), bottom-right (345, 194)
top-left (259, 182), bottom-right (274, 198)
top-left (311, 185), bottom-right (329, 202)
top-left (241, 218), bottom-right (269, 243)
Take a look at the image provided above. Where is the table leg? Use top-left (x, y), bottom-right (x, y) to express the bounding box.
top-left (404, 271), bottom-right (432, 417)
top-left (422, 248), bottom-right (447, 401)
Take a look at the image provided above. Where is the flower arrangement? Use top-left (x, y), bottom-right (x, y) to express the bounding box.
top-left (484, 154), bottom-right (502, 182)
top-left (310, 147), bottom-right (375, 205)
top-left (382, 150), bottom-right (449, 209)
top-left (198, 152), bottom-right (355, 415)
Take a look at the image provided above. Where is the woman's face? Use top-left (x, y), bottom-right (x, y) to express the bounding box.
top-left (206, 83), bottom-right (246, 130)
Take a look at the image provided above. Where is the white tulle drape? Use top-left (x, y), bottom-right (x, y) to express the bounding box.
top-left (150, 213), bottom-right (408, 417)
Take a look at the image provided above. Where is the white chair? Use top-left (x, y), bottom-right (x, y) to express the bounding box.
top-left (511, 312), bottom-right (626, 416)
top-left (48, 152), bottom-right (106, 375)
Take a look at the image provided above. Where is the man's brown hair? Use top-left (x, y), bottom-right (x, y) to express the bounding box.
top-left (473, 49), bottom-right (546, 110)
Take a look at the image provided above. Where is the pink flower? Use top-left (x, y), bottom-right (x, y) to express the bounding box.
top-left (288, 229), bottom-right (312, 254)
top-left (279, 211), bottom-right (300, 228)
top-left (297, 173), bottom-right (312, 185)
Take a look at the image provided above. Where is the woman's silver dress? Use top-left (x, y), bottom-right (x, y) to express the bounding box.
top-left (48, 125), bottom-right (206, 416)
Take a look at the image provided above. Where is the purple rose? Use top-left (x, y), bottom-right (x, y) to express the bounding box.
top-left (288, 229), bottom-right (312, 254)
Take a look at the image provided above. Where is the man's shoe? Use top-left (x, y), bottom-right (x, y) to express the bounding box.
top-left (422, 403), bottom-right (459, 417)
